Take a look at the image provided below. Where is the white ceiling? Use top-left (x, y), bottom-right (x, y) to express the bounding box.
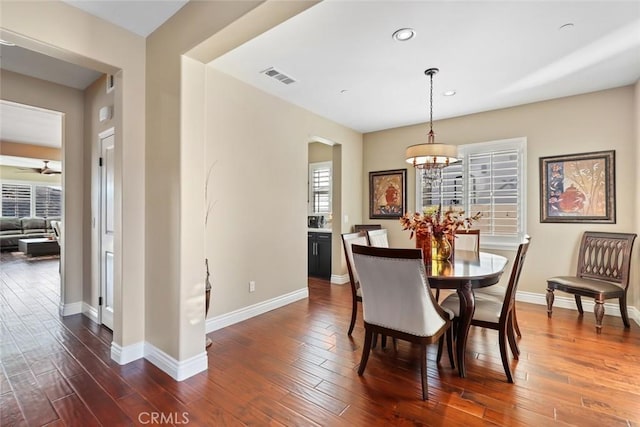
top-left (210, 1), bottom-right (640, 133)
top-left (0, 0), bottom-right (638, 161)
top-left (0, 156), bottom-right (61, 172)
top-left (0, 101), bottom-right (63, 147)
top-left (61, 0), bottom-right (189, 37)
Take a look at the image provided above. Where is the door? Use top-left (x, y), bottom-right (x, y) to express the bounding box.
top-left (99, 129), bottom-right (115, 330)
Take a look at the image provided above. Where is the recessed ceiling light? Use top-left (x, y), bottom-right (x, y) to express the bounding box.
top-left (559, 23), bottom-right (574, 30)
top-left (443, 90), bottom-right (457, 97)
top-left (392, 28), bottom-right (416, 42)
top-left (0, 39), bottom-right (16, 46)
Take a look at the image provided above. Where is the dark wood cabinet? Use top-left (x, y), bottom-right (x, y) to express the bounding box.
top-left (308, 232), bottom-right (331, 278)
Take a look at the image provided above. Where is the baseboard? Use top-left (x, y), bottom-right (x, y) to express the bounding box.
top-left (60, 301), bottom-right (83, 316)
top-left (110, 341), bottom-right (207, 381)
top-left (516, 291), bottom-right (640, 327)
top-left (206, 287), bottom-right (308, 333)
top-left (82, 302), bottom-right (99, 323)
top-left (111, 341), bottom-right (145, 365)
top-left (331, 273), bottom-right (349, 284)
top-left (144, 343), bottom-right (207, 381)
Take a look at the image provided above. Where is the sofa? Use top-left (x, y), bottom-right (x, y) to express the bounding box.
top-left (0, 217), bottom-right (60, 251)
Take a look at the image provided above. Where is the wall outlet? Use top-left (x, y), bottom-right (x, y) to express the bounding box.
top-left (249, 281), bottom-right (256, 293)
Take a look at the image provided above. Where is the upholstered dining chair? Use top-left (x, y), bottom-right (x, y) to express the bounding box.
top-left (366, 228), bottom-right (389, 248)
top-left (546, 231), bottom-right (637, 334)
top-left (439, 237), bottom-right (531, 383)
top-left (351, 245), bottom-right (453, 400)
top-left (473, 234), bottom-right (525, 338)
top-left (454, 229), bottom-right (480, 254)
top-left (353, 224), bottom-right (382, 233)
top-left (341, 232), bottom-right (370, 336)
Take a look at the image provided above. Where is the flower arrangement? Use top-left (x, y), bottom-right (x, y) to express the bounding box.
top-left (400, 206), bottom-right (482, 240)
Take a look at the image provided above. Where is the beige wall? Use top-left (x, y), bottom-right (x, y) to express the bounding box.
top-left (364, 86), bottom-right (639, 312)
top-left (309, 141), bottom-right (333, 163)
top-left (84, 75), bottom-right (115, 315)
top-left (0, 70), bottom-right (84, 306)
top-left (0, 141), bottom-right (61, 160)
top-left (145, 0), bottom-right (264, 362)
top-left (635, 81), bottom-right (640, 311)
top-left (1, 0), bottom-right (146, 349)
top-left (203, 68), bottom-right (362, 316)
top-left (145, 1), bottom-right (325, 361)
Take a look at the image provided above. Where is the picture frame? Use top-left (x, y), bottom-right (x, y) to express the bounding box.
top-left (369, 169), bottom-right (407, 219)
top-left (539, 150), bottom-right (615, 223)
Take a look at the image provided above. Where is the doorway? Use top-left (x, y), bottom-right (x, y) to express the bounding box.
top-left (98, 128), bottom-right (115, 330)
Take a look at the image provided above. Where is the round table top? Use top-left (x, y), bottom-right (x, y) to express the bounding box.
top-left (426, 251), bottom-right (508, 289)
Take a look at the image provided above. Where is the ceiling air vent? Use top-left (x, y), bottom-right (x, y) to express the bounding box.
top-left (260, 67), bottom-right (296, 85)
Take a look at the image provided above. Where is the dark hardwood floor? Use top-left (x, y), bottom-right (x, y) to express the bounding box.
top-left (1, 251), bottom-right (639, 426)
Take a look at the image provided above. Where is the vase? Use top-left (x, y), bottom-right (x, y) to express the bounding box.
top-left (205, 259), bottom-right (212, 349)
top-left (415, 233), bottom-right (432, 263)
top-left (431, 234), bottom-right (452, 261)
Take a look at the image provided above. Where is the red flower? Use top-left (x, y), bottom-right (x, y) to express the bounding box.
top-left (400, 207), bottom-right (481, 239)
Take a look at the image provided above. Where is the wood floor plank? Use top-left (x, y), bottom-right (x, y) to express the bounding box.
top-left (6, 370), bottom-right (59, 426)
top-left (65, 373), bottom-right (134, 426)
top-left (2, 253), bottom-right (640, 426)
top-left (51, 394), bottom-right (101, 427)
top-left (0, 391), bottom-right (28, 426)
top-left (36, 369), bottom-right (74, 402)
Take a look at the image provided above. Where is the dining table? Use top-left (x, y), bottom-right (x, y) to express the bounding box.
top-left (426, 250), bottom-right (508, 378)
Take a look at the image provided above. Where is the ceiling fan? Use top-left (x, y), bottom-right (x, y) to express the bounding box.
top-left (18, 160), bottom-right (62, 175)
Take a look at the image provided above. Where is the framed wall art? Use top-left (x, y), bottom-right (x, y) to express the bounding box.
top-left (369, 169), bottom-right (407, 219)
top-left (539, 150), bottom-right (615, 223)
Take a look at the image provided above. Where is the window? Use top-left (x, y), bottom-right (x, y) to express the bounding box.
top-left (309, 161), bottom-right (332, 214)
top-left (35, 185), bottom-right (62, 217)
top-left (1, 182), bottom-right (62, 218)
top-left (1, 183), bottom-right (31, 217)
top-left (417, 137), bottom-right (526, 249)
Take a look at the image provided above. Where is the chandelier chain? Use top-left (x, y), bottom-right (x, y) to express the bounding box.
top-left (429, 71), bottom-right (434, 134)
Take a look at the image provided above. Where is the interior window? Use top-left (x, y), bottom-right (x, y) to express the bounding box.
top-left (417, 137), bottom-right (526, 249)
top-left (309, 161), bottom-right (332, 214)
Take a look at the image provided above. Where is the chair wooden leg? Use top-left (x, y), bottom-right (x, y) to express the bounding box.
top-left (446, 326), bottom-right (455, 369)
top-left (506, 314), bottom-right (519, 359)
top-left (545, 289), bottom-right (554, 318)
top-left (512, 306), bottom-right (522, 338)
top-left (575, 295), bottom-right (584, 315)
top-left (499, 324), bottom-right (514, 383)
top-left (594, 299), bottom-right (605, 334)
top-left (372, 333), bottom-right (378, 348)
top-left (420, 345), bottom-right (429, 400)
top-left (619, 295), bottom-right (631, 328)
top-left (435, 288), bottom-right (441, 302)
top-left (348, 299), bottom-right (357, 336)
top-left (358, 329), bottom-right (373, 375)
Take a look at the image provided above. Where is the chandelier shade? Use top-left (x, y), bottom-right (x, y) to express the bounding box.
top-left (405, 142), bottom-right (459, 169)
top-left (405, 68), bottom-right (459, 173)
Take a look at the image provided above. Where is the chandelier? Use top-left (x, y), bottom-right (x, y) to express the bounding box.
top-left (405, 68), bottom-right (459, 187)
